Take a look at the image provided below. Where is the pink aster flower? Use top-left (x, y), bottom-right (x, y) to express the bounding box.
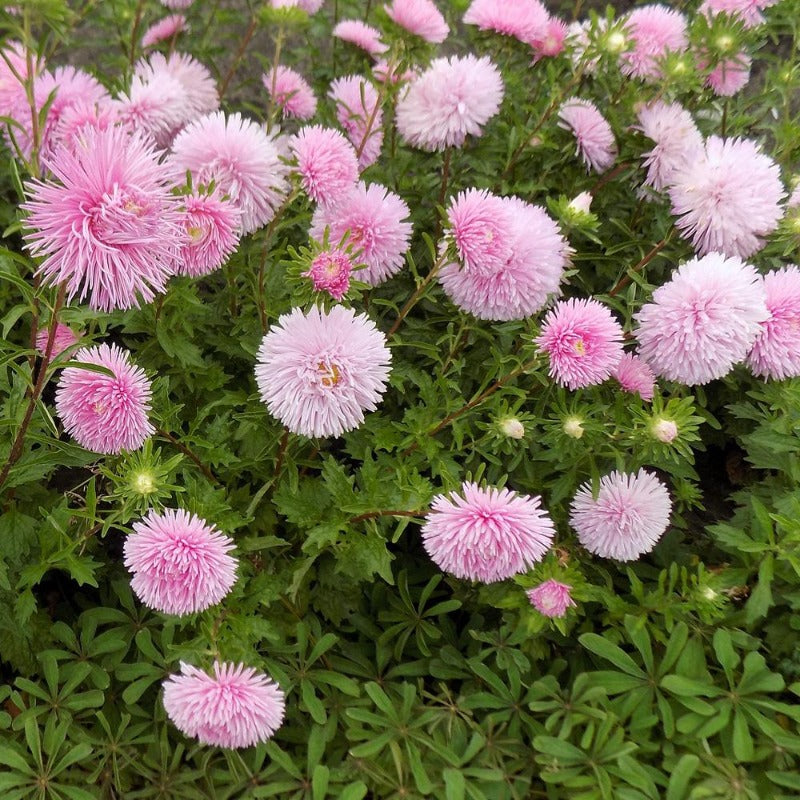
top-left (263, 66), bottom-right (317, 120)
top-left (439, 191), bottom-right (570, 321)
top-left (571, 470), bottom-right (671, 561)
top-left (114, 72), bottom-right (187, 146)
top-left (612, 352), bottom-right (656, 400)
top-left (35, 322), bottom-right (80, 358)
top-left (700, 0), bottom-right (777, 28)
top-left (635, 252), bottom-right (768, 385)
top-left (163, 661), bottom-right (285, 749)
top-left (170, 111), bottom-right (289, 235)
top-left (52, 101), bottom-right (119, 153)
top-left (255, 306), bottom-right (391, 438)
top-left (309, 182), bottom-right (412, 286)
top-left (141, 14), bottom-right (186, 48)
top-left (527, 580), bottom-right (575, 617)
top-left (303, 248), bottom-right (354, 300)
top-left (635, 100), bottom-right (703, 192)
top-left (620, 5), bottom-right (688, 80)
top-left (385, 0), bottom-right (449, 43)
top-left (704, 53), bottom-right (751, 96)
top-left (558, 98), bottom-right (617, 173)
top-left (333, 20), bottom-right (387, 56)
top-left (124, 508), bottom-right (237, 615)
top-left (422, 482), bottom-right (555, 583)
top-left (177, 189), bottom-right (241, 277)
top-left (530, 16), bottom-right (569, 59)
top-left (0, 41), bottom-right (36, 121)
top-left (536, 298), bottom-right (624, 389)
top-left (396, 54), bottom-right (504, 152)
top-left (463, 0), bottom-right (550, 46)
top-left (329, 75), bottom-right (383, 168)
top-left (23, 126), bottom-right (183, 312)
top-left (747, 266), bottom-right (800, 380)
top-left (160, 0), bottom-right (194, 8)
top-left (290, 126), bottom-right (359, 206)
top-left (55, 343), bottom-right (154, 454)
top-left (669, 137), bottom-right (785, 258)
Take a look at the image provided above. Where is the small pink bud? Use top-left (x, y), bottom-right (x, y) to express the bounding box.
top-left (568, 191), bottom-right (593, 215)
top-left (527, 579), bottom-right (576, 618)
top-left (500, 417), bottom-right (525, 439)
top-left (652, 418), bottom-right (678, 443)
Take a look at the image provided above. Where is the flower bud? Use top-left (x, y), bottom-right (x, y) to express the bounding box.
top-left (651, 418), bottom-right (678, 443)
top-left (604, 30), bottom-right (627, 53)
top-left (563, 416), bottom-right (584, 439)
top-left (131, 470), bottom-right (157, 495)
top-left (500, 417), bottom-right (525, 439)
top-left (568, 191), bottom-right (593, 216)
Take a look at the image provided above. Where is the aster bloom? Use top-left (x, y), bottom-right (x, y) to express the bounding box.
top-left (0, 41), bottom-right (35, 121)
top-left (439, 191), bottom-right (570, 321)
top-left (700, 0), bottom-right (777, 28)
top-left (422, 483), bottom-right (555, 583)
top-left (35, 322), bottom-right (80, 358)
top-left (635, 100), bottom-right (703, 192)
top-left (747, 266), bottom-right (800, 380)
top-left (612, 353), bottom-right (656, 400)
top-left (303, 248), bottom-right (354, 300)
top-left (570, 469), bottom-right (672, 561)
top-left (635, 252), bottom-right (768, 385)
top-left (53, 101), bottom-right (119, 152)
top-left (177, 189), bottom-right (242, 277)
top-left (333, 20), bottom-right (387, 56)
top-left (114, 72), bottom-right (188, 146)
top-left (329, 75), bottom-right (383, 168)
top-left (704, 53), bottom-right (751, 96)
top-left (55, 344), bottom-right (154, 454)
top-left (290, 126), bottom-right (359, 206)
top-left (163, 661), bottom-right (285, 749)
top-left (385, 0), bottom-right (449, 43)
top-left (669, 136), bottom-right (784, 258)
top-left (530, 17), bottom-right (569, 59)
top-left (170, 111), bottom-right (289, 235)
top-left (620, 5), bottom-right (688, 80)
top-left (23, 125), bottom-right (183, 312)
top-left (255, 306), bottom-right (391, 438)
top-left (558, 98), bottom-right (616, 173)
top-left (142, 14), bottom-right (187, 48)
top-left (463, 0), bottom-right (550, 46)
top-left (536, 298), bottom-right (624, 389)
top-left (396, 55), bottom-right (504, 152)
top-left (263, 66), bottom-right (317, 120)
top-left (309, 182), bottom-right (412, 286)
top-left (124, 509), bottom-right (237, 615)
top-left (527, 580), bottom-right (576, 618)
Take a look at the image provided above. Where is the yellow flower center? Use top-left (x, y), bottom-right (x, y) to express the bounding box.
top-left (573, 339), bottom-right (586, 356)
top-left (318, 361), bottom-right (341, 387)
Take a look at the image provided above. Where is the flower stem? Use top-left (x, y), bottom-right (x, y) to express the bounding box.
top-left (349, 509), bottom-right (425, 524)
top-left (608, 230), bottom-right (673, 297)
top-left (387, 252), bottom-right (446, 337)
top-left (219, 15), bottom-right (257, 100)
top-left (156, 427), bottom-right (219, 484)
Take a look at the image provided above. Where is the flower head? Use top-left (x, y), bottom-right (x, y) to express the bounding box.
top-left (635, 252), bottom-right (768, 385)
top-left (290, 126), bottom-right (359, 206)
top-left (23, 125), bottom-right (183, 311)
top-left (704, 53), bottom-right (751, 96)
top-left (163, 661), bottom-right (285, 749)
top-left (669, 137), bottom-right (784, 258)
top-left (329, 75), bottom-right (383, 168)
top-left (170, 111), bottom-right (289, 235)
top-left (333, 20), bottom-right (387, 55)
top-left (558, 98), bottom-right (616, 173)
top-left (612, 352), bottom-right (656, 400)
top-left (699, 0), bottom-right (777, 28)
top-left (55, 344), bottom-right (154, 454)
top-left (385, 0), bottom-right (449, 43)
top-left (527, 579), bottom-right (575, 617)
top-left (35, 322), bottom-right (80, 358)
top-left (124, 508), bottom-right (237, 615)
top-left (309, 182), bottom-right (412, 286)
top-left (422, 483), bottom-right (554, 583)
top-left (570, 469), bottom-right (672, 561)
top-left (396, 55), bottom-right (504, 152)
top-left (0, 41), bottom-right (35, 121)
top-left (530, 17), bottom-right (569, 59)
top-left (620, 5), bottom-right (688, 80)
top-left (142, 14), bottom-right (187, 48)
top-left (303, 248), bottom-right (354, 300)
top-left (263, 66), bottom-right (317, 120)
top-left (114, 72), bottom-right (187, 146)
top-left (652, 418), bottom-right (679, 442)
top-left (463, 0), bottom-right (550, 46)
top-left (177, 189), bottom-right (241, 277)
top-left (747, 265), bottom-right (800, 380)
top-left (255, 306), bottom-right (391, 438)
top-left (536, 298), bottom-right (624, 389)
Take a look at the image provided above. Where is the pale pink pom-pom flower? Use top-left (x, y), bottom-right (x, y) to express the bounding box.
top-left (333, 20), bottom-right (387, 55)
top-left (141, 14), bottom-right (186, 48)
top-left (124, 509), bottom-right (237, 616)
top-left (669, 136), bottom-right (784, 258)
top-left (747, 266), bottom-right (800, 380)
top-left (635, 252), bottom-right (768, 385)
top-left (422, 482), bottom-right (555, 583)
top-left (113, 72), bottom-right (187, 146)
top-left (255, 306), bottom-right (391, 438)
top-left (263, 66), bottom-right (317, 121)
top-left (620, 5), bottom-right (688, 80)
top-left (530, 17), bottom-right (569, 59)
top-left (0, 41), bottom-right (36, 121)
top-left (570, 469), bottom-right (672, 561)
top-left (35, 322), bottom-right (80, 358)
top-left (558, 98), bottom-right (617, 173)
top-left (309, 182), bottom-right (412, 286)
top-left (385, 0), bottom-right (449, 43)
top-left (612, 353), bottom-right (656, 400)
top-left (303, 248), bottom-right (354, 300)
top-left (177, 189), bottom-right (241, 277)
top-left (704, 53), bottom-right (751, 96)
top-left (55, 344), bottom-right (154, 454)
top-left (290, 126), bottom-right (359, 206)
top-left (163, 661), bottom-right (285, 749)
top-left (536, 298), bottom-right (624, 389)
top-left (23, 126), bottom-right (183, 312)
top-left (396, 54), bottom-right (504, 152)
top-left (699, 0), bottom-right (777, 28)
top-left (463, 0), bottom-right (550, 46)
top-left (329, 75), bottom-right (383, 168)
top-left (527, 580), bottom-right (576, 617)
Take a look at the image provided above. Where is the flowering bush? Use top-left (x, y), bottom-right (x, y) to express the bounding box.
top-left (1, 0), bottom-right (800, 797)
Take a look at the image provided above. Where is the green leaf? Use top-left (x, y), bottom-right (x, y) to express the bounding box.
top-left (579, 634), bottom-right (645, 678)
top-left (666, 754), bottom-right (699, 800)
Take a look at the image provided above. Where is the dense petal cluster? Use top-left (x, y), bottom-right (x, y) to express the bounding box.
top-left (527, 580), bottom-right (576, 617)
top-left (329, 75), bottom-right (383, 167)
top-left (570, 470), bottom-right (672, 561)
top-left (303, 248), bottom-right (354, 300)
top-left (263, 66), bottom-right (317, 120)
top-left (635, 252), bottom-right (768, 385)
top-left (55, 344), bottom-right (154, 454)
top-left (35, 322), bottom-right (80, 358)
top-left (177, 189), bottom-right (241, 277)
top-left (558, 98), bottom-right (616, 173)
top-left (385, 0), bottom-right (449, 43)
top-left (396, 55), bottom-right (503, 151)
top-left (255, 306), bottom-right (392, 438)
top-left (422, 483), bottom-right (554, 583)
top-left (124, 509), bottom-right (237, 615)
top-left (141, 14), bottom-right (187, 48)
top-left (333, 20), bottom-right (387, 55)
top-left (290, 126), bottom-right (359, 206)
top-left (612, 353), bottom-right (656, 400)
top-left (704, 53), bottom-right (752, 96)
top-left (699, 0), bottom-right (777, 28)
top-left (620, 4), bottom-right (688, 80)
top-left (463, 0), bottom-right (549, 45)
top-left (163, 662), bottom-right (285, 749)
